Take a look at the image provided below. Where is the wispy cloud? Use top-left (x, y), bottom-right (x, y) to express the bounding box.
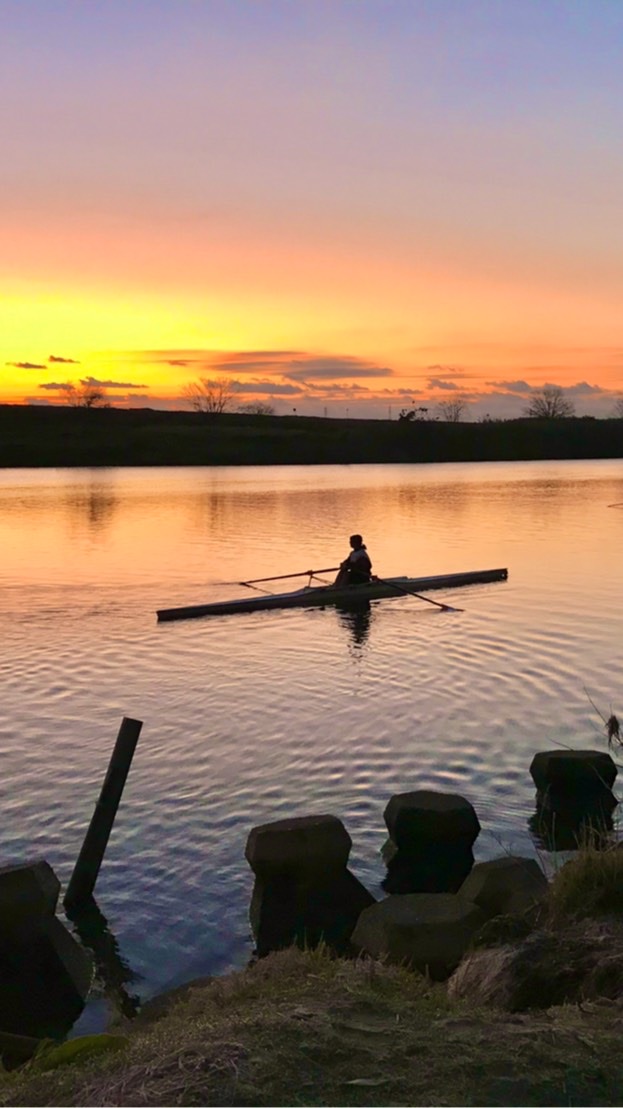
top-left (6, 361), bottom-right (47, 369)
top-left (48, 355), bottom-right (80, 364)
top-left (284, 358), bottom-right (393, 382)
top-left (80, 375), bottom-right (148, 389)
top-left (426, 365), bottom-right (467, 379)
top-left (229, 378), bottom-right (303, 396)
top-left (39, 376), bottom-right (148, 391)
top-left (130, 349), bottom-right (393, 381)
top-left (304, 381), bottom-right (371, 395)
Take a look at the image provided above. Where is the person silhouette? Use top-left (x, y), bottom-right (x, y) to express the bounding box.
top-left (334, 534), bottom-right (372, 586)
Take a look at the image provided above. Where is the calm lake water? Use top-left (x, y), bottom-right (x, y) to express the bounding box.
top-left (1, 459), bottom-right (622, 1029)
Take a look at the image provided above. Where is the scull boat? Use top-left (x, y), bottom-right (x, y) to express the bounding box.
top-left (156, 567), bottom-right (508, 622)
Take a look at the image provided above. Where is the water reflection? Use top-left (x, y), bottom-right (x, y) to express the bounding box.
top-left (63, 473), bottom-right (118, 536)
top-left (529, 797), bottom-right (618, 852)
top-left (335, 601), bottom-right (373, 653)
top-left (65, 897), bottom-right (141, 1021)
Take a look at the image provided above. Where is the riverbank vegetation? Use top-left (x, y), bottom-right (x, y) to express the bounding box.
top-left (4, 847), bottom-right (623, 1106)
top-left (0, 404), bottom-right (622, 468)
top-left (3, 942), bottom-right (623, 1108)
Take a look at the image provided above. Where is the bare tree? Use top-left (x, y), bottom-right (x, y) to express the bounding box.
top-left (238, 401), bottom-right (276, 415)
top-left (437, 398), bottom-right (468, 422)
top-left (613, 397), bottom-right (623, 418)
top-left (60, 381), bottom-right (109, 408)
top-left (182, 376), bottom-right (235, 414)
top-left (524, 385), bottom-right (575, 419)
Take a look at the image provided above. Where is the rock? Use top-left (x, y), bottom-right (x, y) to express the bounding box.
top-left (383, 843), bottom-right (474, 894)
top-left (384, 791), bottom-right (480, 853)
top-left (250, 869), bottom-right (375, 957)
top-left (380, 837), bottom-right (397, 864)
top-left (0, 860), bottom-right (60, 942)
top-left (0, 1031), bottom-right (42, 1071)
top-left (381, 793), bottom-right (479, 895)
top-left (530, 750), bottom-right (617, 795)
top-left (0, 918), bottom-right (93, 1038)
top-left (352, 893), bottom-right (486, 980)
top-left (0, 860), bottom-right (92, 1040)
top-left (459, 857), bottom-right (549, 919)
top-left (245, 815), bottom-right (352, 879)
top-left (45, 915), bottom-right (93, 998)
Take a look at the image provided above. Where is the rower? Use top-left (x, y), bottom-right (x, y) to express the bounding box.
top-left (334, 535), bottom-right (372, 586)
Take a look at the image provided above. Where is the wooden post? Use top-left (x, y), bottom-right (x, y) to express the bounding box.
top-left (64, 717), bottom-right (142, 908)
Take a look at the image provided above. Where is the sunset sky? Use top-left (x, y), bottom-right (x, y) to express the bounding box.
top-left (2, 0), bottom-right (622, 419)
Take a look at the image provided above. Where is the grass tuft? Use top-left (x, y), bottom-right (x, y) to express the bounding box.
top-left (548, 841), bottom-right (623, 921)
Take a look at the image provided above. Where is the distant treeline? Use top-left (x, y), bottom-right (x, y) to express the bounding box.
top-left (0, 404), bottom-right (622, 468)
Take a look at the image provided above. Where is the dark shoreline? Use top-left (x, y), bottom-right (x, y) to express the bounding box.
top-left (1, 404), bottom-right (622, 469)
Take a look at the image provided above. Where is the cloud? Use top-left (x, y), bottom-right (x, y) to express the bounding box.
top-left (210, 351), bottom-right (303, 372)
top-left (564, 381), bottom-right (605, 395)
top-left (48, 355), bottom-right (80, 364)
top-left (200, 354), bottom-right (391, 379)
top-left (80, 375), bottom-right (148, 389)
top-left (38, 376), bottom-right (148, 391)
top-left (486, 379), bottom-right (532, 393)
top-left (284, 357), bottom-right (393, 382)
top-left (6, 361), bottom-right (47, 369)
top-left (304, 381), bottom-right (371, 395)
top-left (210, 357), bottom-right (296, 373)
top-left (135, 349), bottom-right (301, 369)
top-left (130, 348), bottom-right (393, 381)
top-left (427, 378), bottom-right (459, 391)
top-left (426, 365), bottom-right (466, 378)
top-left (229, 378), bottom-right (303, 396)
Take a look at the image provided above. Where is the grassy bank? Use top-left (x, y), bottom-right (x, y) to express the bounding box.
top-left (3, 945), bottom-right (623, 1107)
top-left (1, 404), bottom-right (622, 467)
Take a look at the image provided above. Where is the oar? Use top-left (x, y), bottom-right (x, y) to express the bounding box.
top-left (239, 567), bottom-right (340, 586)
top-left (372, 575), bottom-right (462, 613)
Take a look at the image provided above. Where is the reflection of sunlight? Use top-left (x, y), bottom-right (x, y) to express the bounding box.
top-left (0, 461), bottom-right (622, 601)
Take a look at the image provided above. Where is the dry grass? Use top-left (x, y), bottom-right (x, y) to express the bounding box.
top-left (548, 842), bottom-right (623, 922)
top-left (2, 945), bottom-right (623, 1107)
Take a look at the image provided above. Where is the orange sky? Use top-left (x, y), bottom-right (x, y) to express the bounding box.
top-left (2, 2), bottom-right (623, 419)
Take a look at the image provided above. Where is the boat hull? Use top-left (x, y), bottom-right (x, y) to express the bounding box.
top-left (156, 568), bottom-right (508, 622)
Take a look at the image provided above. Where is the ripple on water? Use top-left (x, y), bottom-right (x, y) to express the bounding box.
top-left (1, 461), bottom-right (622, 1027)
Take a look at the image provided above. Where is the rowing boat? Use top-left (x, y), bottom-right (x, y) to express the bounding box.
top-left (156, 567), bottom-right (508, 622)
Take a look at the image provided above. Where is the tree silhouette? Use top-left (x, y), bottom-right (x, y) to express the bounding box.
top-left (437, 398), bottom-right (467, 422)
top-left (613, 397), bottom-right (623, 418)
top-left (61, 381), bottom-right (109, 408)
top-left (182, 377), bottom-right (235, 414)
top-left (524, 386), bottom-right (575, 418)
